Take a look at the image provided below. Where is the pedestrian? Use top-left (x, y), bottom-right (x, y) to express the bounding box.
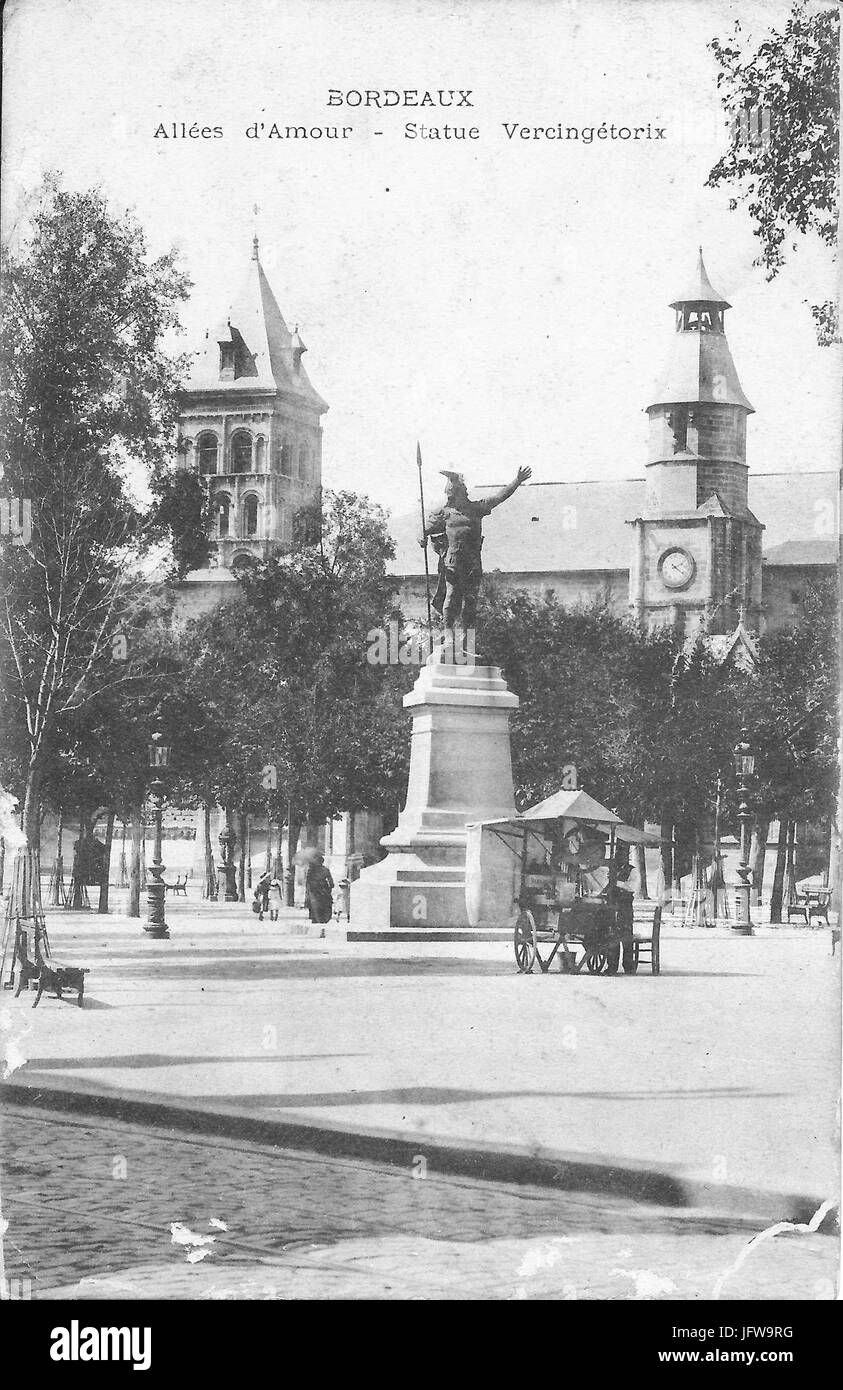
top-left (253, 869), bottom-right (271, 921)
top-left (305, 853), bottom-right (334, 924)
top-left (268, 875), bottom-right (283, 922)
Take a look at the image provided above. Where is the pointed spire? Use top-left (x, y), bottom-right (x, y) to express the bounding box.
top-left (291, 324), bottom-right (307, 373)
top-left (185, 242), bottom-right (327, 413)
top-left (669, 247), bottom-right (731, 309)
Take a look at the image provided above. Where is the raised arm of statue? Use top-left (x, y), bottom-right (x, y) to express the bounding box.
top-left (485, 465), bottom-right (532, 511)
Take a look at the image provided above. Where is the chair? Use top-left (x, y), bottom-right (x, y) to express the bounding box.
top-left (631, 903), bottom-right (661, 975)
top-left (807, 890), bottom-right (832, 928)
top-left (785, 891), bottom-right (810, 925)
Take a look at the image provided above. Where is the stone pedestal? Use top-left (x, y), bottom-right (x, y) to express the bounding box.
top-left (350, 656), bottom-right (519, 932)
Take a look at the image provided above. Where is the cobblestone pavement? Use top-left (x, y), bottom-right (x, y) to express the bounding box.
top-left (1, 1106), bottom-right (836, 1300)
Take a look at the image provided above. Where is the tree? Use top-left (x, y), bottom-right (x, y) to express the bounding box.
top-left (742, 577), bottom-right (838, 917)
top-left (175, 489), bottom-right (410, 865)
top-left (147, 467), bottom-right (211, 578)
top-left (707, 1), bottom-right (839, 342)
top-left (0, 180), bottom-right (189, 914)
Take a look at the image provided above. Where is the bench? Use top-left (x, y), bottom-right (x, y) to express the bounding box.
top-left (163, 875), bottom-right (188, 896)
top-left (11, 916), bottom-right (88, 1007)
top-left (787, 889), bottom-right (832, 928)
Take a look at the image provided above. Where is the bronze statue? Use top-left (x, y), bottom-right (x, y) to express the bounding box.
top-left (421, 466), bottom-right (532, 636)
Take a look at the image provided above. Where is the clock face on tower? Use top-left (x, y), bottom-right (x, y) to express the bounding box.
top-left (658, 546), bottom-right (696, 591)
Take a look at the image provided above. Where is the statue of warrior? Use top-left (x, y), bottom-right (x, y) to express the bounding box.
top-left (421, 466), bottom-right (532, 635)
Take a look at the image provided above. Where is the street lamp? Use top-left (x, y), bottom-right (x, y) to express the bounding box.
top-left (144, 707), bottom-right (171, 939)
top-left (733, 727), bottom-right (756, 935)
top-left (218, 821), bottom-right (239, 902)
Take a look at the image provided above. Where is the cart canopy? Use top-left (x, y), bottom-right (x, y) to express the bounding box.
top-left (520, 789), bottom-right (623, 826)
top-left (466, 789), bottom-right (664, 847)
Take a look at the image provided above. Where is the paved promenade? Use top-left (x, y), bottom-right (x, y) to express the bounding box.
top-left (1, 899), bottom-right (839, 1221)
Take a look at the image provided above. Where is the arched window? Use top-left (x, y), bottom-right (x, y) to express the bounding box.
top-left (255, 436), bottom-right (266, 470)
top-left (277, 502), bottom-right (290, 543)
top-left (297, 441), bottom-right (310, 481)
top-left (231, 430), bottom-right (253, 473)
top-left (243, 494), bottom-right (259, 537)
top-left (231, 552), bottom-right (255, 573)
top-left (215, 493), bottom-right (231, 537)
top-left (278, 438), bottom-right (293, 476)
top-left (197, 432), bottom-right (219, 473)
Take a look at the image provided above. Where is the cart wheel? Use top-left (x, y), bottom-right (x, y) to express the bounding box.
top-left (586, 951), bottom-right (608, 975)
top-left (606, 943), bottom-right (620, 975)
top-left (622, 941), bottom-right (639, 975)
top-left (514, 915), bottom-right (536, 974)
top-left (651, 936), bottom-right (660, 976)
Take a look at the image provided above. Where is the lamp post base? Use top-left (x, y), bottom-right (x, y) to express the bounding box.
top-left (144, 869), bottom-right (170, 938)
top-left (732, 880), bottom-right (754, 935)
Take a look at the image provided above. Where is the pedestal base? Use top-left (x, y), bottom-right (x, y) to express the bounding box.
top-left (350, 657), bottom-right (519, 932)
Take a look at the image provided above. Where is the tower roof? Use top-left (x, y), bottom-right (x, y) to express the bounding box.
top-left (649, 249), bottom-right (753, 412)
top-left (669, 247), bottom-right (732, 309)
top-left (648, 330), bottom-right (754, 411)
top-left (185, 240), bottom-right (328, 412)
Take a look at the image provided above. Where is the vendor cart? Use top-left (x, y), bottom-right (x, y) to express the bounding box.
top-left (465, 789), bottom-right (663, 976)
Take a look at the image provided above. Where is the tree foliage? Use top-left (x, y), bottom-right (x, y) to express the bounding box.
top-left (174, 489), bottom-right (410, 827)
top-left (707, 1), bottom-right (839, 343)
top-left (0, 180), bottom-right (189, 866)
top-left (479, 577), bottom-right (838, 865)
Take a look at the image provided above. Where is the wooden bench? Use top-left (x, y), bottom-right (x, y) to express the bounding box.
top-left (11, 917), bottom-right (88, 1007)
top-left (163, 875), bottom-right (188, 896)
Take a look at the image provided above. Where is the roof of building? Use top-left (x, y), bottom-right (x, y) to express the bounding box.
top-left (184, 239), bottom-right (328, 411)
top-left (387, 471), bottom-right (838, 577)
top-left (669, 248), bottom-right (732, 309)
top-left (707, 620), bottom-right (759, 670)
top-left (648, 325), bottom-right (754, 412)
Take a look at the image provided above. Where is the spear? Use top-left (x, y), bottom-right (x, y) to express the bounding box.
top-left (416, 441), bottom-right (434, 644)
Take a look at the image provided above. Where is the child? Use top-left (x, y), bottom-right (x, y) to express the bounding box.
top-left (267, 875), bottom-right (283, 922)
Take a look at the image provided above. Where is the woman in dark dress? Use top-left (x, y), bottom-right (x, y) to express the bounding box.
top-left (305, 853), bottom-right (335, 923)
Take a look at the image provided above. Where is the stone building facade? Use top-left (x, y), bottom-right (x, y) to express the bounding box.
top-left (177, 236), bottom-right (327, 597)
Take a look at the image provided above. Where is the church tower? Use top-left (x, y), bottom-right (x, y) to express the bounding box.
top-left (177, 238), bottom-right (328, 571)
top-left (629, 250), bottom-right (763, 637)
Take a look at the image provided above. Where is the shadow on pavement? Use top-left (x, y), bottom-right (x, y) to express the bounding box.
top-left (25, 1052), bottom-right (364, 1070)
top-left (182, 1083), bottom-right (788, 1110)
top-left (73, 955), bottom-right (760, 982)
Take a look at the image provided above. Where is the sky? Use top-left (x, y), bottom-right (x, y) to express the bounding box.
top-left (2, 0), bottom-right (839, 523)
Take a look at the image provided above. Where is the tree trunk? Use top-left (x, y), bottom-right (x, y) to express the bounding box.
top-left (71, 807), bottom-right (92, 909)
top-left (129, 807), bottom-right (143, 917)
top-left (237, 810), bottom-right (247, 902)
top-left (0, 836), bottom-right (5, 896)
top-left (659, 819), bottom-right (673, 907)
top-left (265, 814), bottom-right (273, 875)
top-left (7, 759), bottom-right (44, 919)
top-left (769, 818), bottom-right (789, 923)
top-left (749, 817), bottom-right (769, 908)
top-left (98, 809), bottom-right (116, 913)
top-left (202, 801), bottom-right (217, 900)
top-left (118, 820), bottom-right (129, 888)
top-left (245, 814), bottom-right (252, 890)
top-left (49, 806), bottom-right (65, 905)
top-left (285, 817), bottom-right (301, 907)
top-left (633, 842), bottom-right (649, 899)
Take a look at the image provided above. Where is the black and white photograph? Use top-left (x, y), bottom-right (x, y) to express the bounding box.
top-left (0, 0), bottom-right (840, 1330)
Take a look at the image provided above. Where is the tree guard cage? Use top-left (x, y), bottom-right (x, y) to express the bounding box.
top-left (1, 846), bottom-right (44, 992)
